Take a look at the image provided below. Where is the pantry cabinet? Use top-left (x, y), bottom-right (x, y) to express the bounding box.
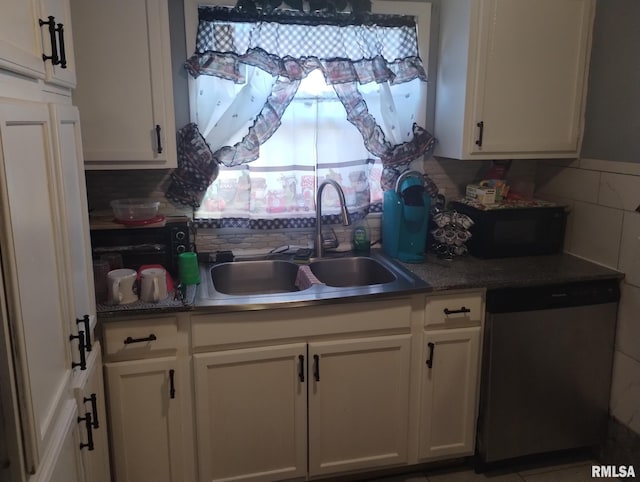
top-left (40, 0), bottom-right (77, 88)
top-left (0, 100), bottom-right (73, 471)
top-left (51, 103), bottom-right (97, 346)
top-left (35, 401), bottom-right (84, 482)
top-left (73, 345), bottom-right (111, 482)
top-left (71, 0), bottom-right (177, 169)
top-left (0, 0), bottom-right (47, 80)
top-left (0, 97), bottom-right (101, 481)
top-left (417, 290), bottom-right (484, 461)
top-left (434, 0), bottom-right (595, 160)
top-left (0, 0), bottom-right (76, 87)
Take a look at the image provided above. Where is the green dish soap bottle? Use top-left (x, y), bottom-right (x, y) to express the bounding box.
top-left (352, 218), bottom-right (370, 254)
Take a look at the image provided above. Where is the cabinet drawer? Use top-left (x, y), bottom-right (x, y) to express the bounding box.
top-left (425, 292), bottom-right (484, 327)
top-left (102, 316), bottom-right (178, 361)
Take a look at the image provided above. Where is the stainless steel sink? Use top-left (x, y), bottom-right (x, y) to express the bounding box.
top-left (198, 250), bottom-right (429, 308)
top-left (210, 260), bottom-right (302, 295)
top-left (309, 257), bottom-right (396, 287)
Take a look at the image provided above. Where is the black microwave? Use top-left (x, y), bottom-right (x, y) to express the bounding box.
top-left (89, 216), bottom-right (191, 277)
top-left (449, 200), bottom-right (567, 258)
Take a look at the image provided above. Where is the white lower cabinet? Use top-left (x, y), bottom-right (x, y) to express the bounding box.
top-left (104, 356), bottom-right (188, 482)
top-left (101, 293), bottom-right (485, 481)
top-left (417, 327), bottom-right (481, 460)
top-left (193, 335), bottom-right (411, 482)
top-left (417, 291), bottom-right (484, 462)
top-left (308, 335), bottom-right (411, 476)
top-left (193, 344), bottom-right (308, 482)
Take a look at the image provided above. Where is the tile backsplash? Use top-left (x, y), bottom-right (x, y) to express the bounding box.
top-left (536, 157), bottom-right (640, 439)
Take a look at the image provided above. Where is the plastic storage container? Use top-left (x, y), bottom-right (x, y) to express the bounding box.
top-left (111, 198), bottom-right (160, 222)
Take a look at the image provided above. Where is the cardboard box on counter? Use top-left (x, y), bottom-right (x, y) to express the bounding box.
top-left (466, 184), bottom-right (496, 205)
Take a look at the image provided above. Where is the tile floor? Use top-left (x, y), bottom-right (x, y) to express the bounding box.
top-left (360, 455), bottom-right (621, 482)
top-left (372, 463), bottom-right (618, 482)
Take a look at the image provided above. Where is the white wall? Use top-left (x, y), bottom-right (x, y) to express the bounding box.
top-left (536, 157), bottom-right (640, 436)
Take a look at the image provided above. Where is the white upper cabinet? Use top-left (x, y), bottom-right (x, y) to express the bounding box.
top-left (434, 0), bottom-right (595, 160)
top-left (0, 0), bottom-right (76, 87)
top-left (71, 0), bottom-right (177, 169)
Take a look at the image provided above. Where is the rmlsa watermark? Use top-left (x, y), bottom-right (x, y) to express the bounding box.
top-left (591, 465), bottom-right (636, 478)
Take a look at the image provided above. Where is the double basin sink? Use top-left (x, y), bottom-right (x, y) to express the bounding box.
top-left (196, 250), bottom-right (428, 307)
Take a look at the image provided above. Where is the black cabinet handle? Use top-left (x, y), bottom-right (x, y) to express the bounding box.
top-left (155, 125), bottom-right (163, 154)
top-left (78, 413), bottom-right (94, 451)
top-left (426, 342), bottom-right (435, 368)
top-left (169, 369), bottom-right (176, 399)
top-left (70, 331), bottom-right (87, 370)
top-left (84, 393), bottom-right (99, 429)
top-left (39, 16), bottom-right (59, 65)
top-left (298, 355), bottom-right (305, 382)
top-left (77, 315), bottom-right (91, 352)
top-left (444, 306), bottom-right (471, 315)
top-left (475, 121), bottom-right (484, 147)
top-left (313, 354), bottom-right (320, 382)
top-left (56, 23), bottom-right (67, 68)
top-left (124, 334), bottom-right (157, 345)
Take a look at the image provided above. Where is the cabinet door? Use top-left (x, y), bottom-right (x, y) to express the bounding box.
top-left (70, 0), bottom-right (177, 169)
top-left (0, 100), bottom-right (72, 471)
top-left (0, 0), bottom-right (46, 79)
top-left (50, 104), bottom-right (96, 345)
top-left (73, 345), bottom-right (111, 482)
top-left (193, 344), bottom-right (307, 482)
top-left (418, 327), bottom-right (480, 460)
top-left (105, 357), bottom-right (186, 482)
top-left (308, 335), bottom-right (411, 477)
top-left (40, 0), bottom-right (76, 87)
top-left (469, 0), bottom-right (593, 156)
top-left (32, 400), bottom-right (84, 482)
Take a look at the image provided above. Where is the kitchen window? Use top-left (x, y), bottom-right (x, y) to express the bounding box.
top-left (170, 0), bottom-right (435, 229)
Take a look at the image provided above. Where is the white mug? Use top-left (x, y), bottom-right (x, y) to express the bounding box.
top-left (107, 268), bottom-right (138, 304)
top-left (140, 267), bottom-right (168, 303)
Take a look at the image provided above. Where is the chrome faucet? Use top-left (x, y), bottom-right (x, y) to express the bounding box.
top-left (315, 179), bottom-right (351, 257)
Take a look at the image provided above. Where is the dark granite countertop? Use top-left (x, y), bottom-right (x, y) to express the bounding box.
top-left (399, 252), bottom-right (624, 292)
top-left (96, 284), bottom-right (197, 319)
top-left (97, 252), bottom-right (623, 319)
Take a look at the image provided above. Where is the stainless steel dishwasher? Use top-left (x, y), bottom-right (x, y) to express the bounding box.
top-left (476, 279), bottom-right (620, 467)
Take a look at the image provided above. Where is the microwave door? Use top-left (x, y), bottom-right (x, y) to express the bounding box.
top-left (92, 243), bottom-right (167, 254)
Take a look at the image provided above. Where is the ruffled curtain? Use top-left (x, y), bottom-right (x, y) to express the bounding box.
top-left (167, 6), bottom-right (437, 224)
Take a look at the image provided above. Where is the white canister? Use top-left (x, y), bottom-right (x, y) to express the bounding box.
top-left (107, 268), bottom-right (138, 304)
top-left (139, 267), bottom-right (168, 303)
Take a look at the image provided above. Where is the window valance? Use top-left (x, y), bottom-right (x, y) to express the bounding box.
top-left (185, 6), bottom-right (427, 85)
